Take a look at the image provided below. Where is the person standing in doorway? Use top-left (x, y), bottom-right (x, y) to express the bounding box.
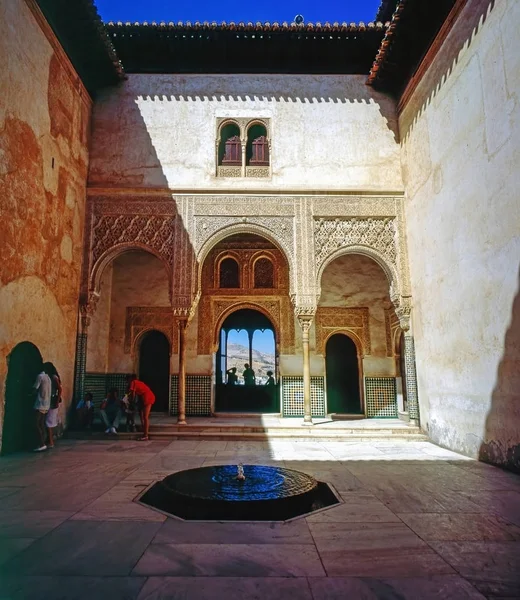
top-left (126, 375), bottom-right (155, 441)
top-left (33, 366), bottom-right (51, 451)
top-left (243, 363), bottom-right (255, 386)
top-left (44, 363), bottom-right (62, 448)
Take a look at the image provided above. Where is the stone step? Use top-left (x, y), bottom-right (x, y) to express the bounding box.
top-left (65, 427), bottom-right (428, 442)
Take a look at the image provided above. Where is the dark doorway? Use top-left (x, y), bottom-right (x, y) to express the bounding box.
top-left (2, 341), bottom-right (43, 454)
top-left (139, 331), bottom-right (170, 412)
top-left (326, 334), bottom-right (361, 414)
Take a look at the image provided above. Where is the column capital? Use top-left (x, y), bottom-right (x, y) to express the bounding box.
top-left (79, 292), bottom-right (99, 331)
top-left (393, 296), bottom-right (412, 331)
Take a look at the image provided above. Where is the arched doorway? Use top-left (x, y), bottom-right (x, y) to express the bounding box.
top-left (326, 334), bottom-right (362, 414)
top-left (139, 331), bottom-right (170, 412)
top-left (216, 308), bottom-right (278, 413)
top-left (2, 341), bottom-right (43, 454)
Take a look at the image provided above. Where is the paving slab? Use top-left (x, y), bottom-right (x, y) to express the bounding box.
top-left (0, 510), bottom-right (74, 538)
top-left (308, 575), bottom-right (486, 599)
top-left (136, 576), bottom-right (312, 600)
top-left (152, 519), bottom-right (314, 545)
top-left (132, 543), bottom-right (326, 577)
top-left (0, 576), bottom-right (146, 600)
top-left (1, 520), bottom-right (162, 576)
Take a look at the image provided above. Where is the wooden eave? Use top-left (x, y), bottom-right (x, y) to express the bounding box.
top-left (35, 0), bottom-right (124, 95)
top-left (367, 0), bottom-right (458, 97)
top-left (105, 21), bottom-right (388, 74)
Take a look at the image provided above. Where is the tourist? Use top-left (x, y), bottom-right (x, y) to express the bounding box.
top-left (121, 393), bottom-right (137, 432)
top-left (33, 366), bottom-right (51, 451)
top-left (126, 375), bottom-right (155, 441)
top-left (265, 370), bottom-right (275, 386)
top-left (44, 362), bottom-right (62, 448)
top-left (100, 387), bottom-right (121, 434)
top-left (76, 392), bottom-right (94, 429)
top-left (226, 367), bottom-right (238, 385)
top-left (243, 363), bottom-right (255, 386)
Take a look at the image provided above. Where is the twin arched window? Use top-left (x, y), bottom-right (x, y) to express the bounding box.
top-left (218, 256), bottom-right (275, 289)
top-left (217, 120), bottom-right (270, 175)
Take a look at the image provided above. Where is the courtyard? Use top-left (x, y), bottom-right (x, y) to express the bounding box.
top-left (0, 438), bottom-right (519, 599)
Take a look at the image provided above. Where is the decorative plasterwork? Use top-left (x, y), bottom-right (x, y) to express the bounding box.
top-left (384, 306), bottom-right (401, 357)
top-left (124, 307), bottom-right (178, 354)
top-left (86, 196), bottom-right (177, 301)
top-left (197, 296), bottom-right (295, 355)
top-left (314, 217), bottom-right (403, 303)
top-left (315, 307), bottom-right (370, 356)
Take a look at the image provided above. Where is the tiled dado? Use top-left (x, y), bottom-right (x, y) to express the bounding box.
top-left (170, 375), bottom-right (212, 417)
top-left (365, 377), bottom-right (397, 418)
top-left (281, 376), bottom-right (326, 418)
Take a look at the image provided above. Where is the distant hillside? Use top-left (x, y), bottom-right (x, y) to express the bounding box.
top-left (226, 343), bottom-right (275, 383)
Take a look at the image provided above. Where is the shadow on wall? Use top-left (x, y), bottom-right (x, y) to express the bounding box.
top-left (80, 82), bottom-right (197, 416)
top-left (400, 0), bottom-right (496, 140)
top-left (480, 265), bottom-right (520, 472)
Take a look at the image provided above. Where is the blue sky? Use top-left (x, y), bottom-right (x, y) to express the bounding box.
top-left (228, 329), bottom-right (275, 355)
top-left (95, 0), bottom-right (382, 24)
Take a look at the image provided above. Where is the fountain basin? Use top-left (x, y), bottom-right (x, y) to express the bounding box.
top-left (139, 464), bottom-right (339, 521)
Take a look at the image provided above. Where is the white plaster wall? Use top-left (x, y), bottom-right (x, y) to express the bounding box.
top-left (106, 251), bottom-right (170, 372)
top-left (400, 0), bottom-right (520, 467)
top-left (89, 74), bottom-right (402, 192)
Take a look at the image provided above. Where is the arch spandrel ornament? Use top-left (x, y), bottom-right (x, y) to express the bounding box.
top-left (315, 307), bottom-right (370, 356)
top-left (196, 220), bottom-right (295, 295)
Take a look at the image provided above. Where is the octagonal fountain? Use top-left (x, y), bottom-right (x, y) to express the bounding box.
top-left (139, 464), bottom-right (339, 521)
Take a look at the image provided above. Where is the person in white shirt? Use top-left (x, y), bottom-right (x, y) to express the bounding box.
top-left (33, 368), bottom-right (51, 452)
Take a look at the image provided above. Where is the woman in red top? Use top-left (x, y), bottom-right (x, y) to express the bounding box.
top-left (126, 374), bottom-right (155, 441)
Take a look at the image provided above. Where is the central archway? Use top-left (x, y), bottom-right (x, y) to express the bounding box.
top-left (139, 330), bottom-right (170, 412)
top-left (216, 308), bottom-right (278, 413)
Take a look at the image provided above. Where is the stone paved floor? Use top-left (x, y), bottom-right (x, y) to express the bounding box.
top-left (0, 438), bottom-right (519, 599)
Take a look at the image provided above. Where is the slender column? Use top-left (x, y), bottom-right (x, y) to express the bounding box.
top-left (402, 331), bottom-right (419, 423)
top-left (177, 318), bottom-right (188, 425)
top-left (298, 316), bottom-right (314, 424)
top-left (248, 329), bottom-right (253, 368)
top-left (241, 142), bottom-right (246, 178)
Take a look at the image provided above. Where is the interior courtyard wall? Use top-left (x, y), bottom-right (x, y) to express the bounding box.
top-left (88, 74), bottom-right (402, 192)
top-left (104, 252), bottom-right (170, 372)
top-left (0, 0), bottom-right (91, 444)
top-left (400, 0), bottom-right (520, 467)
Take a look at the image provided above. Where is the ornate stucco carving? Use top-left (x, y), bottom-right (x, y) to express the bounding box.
top-left (87, 196), bottom-right (178, 301)
top-left (217, 166), bottom-right (241, 178)
top-left (315, 307), bottom-right (370, 356)
top-left (314, 217), bottom-right (397, 272)
top-left (124, 306), bottom-right (178, 354)
top-left (245, 167), bottom-right (270, 178)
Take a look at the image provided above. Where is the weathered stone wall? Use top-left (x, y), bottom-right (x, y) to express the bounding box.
top-left (400, 0), bottom-right (520, 468)
top-left (89, 74), bottom-right (402, 192)
top-left (0, 0), bottom-right (91, 445)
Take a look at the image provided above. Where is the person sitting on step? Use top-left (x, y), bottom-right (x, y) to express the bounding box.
top-left (100, 387), bottom-right (121, 434)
